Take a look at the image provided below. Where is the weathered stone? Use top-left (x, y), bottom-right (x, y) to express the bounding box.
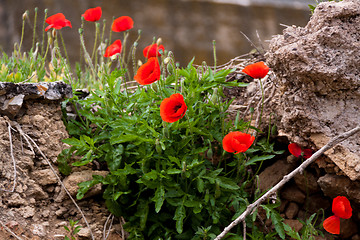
top-left (55, 170), bottom-right (108, 202)
top-left (0, 81), bottom-right (72, 117)
top-left (284, 202), bottom-right (299, 219)
top-left (78, 228), bottom-right (91, 238)
top-left (340, 218), bottom-right (358, 239)
top-left (304, 194), bottom-right (330, 213)
top-left (293, 170), bottom-right (320, 194)
top-left (318, 173), bottom-right (360, 205)
top-left (265, 0), bottom-right (360, 180)
top-left (31, 169), bottom-right (58, 186)
top-left (17, 206), bottom-right (35, 218)
top-left (258, 159), bottom-right (295, 192)
top-left (281, 184), bottom-right (306, 204)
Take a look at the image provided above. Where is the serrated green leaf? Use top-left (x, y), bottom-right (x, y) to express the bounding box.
top-left (154, 185), bottom-right (165, 213)
top-left (271, 211), bottom-right (285, 239)
top-left (174, 204), bottom-right (186, 234)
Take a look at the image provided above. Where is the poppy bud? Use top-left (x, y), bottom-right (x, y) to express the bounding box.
top-left (271, 125), bottom-right (278, 136)
top-left (155, 139), bottom-right (162, 154)
top-left (182, 161), bottom-right (186, 173)
top-left (167, 64), bottom-right (174, 74)
top-left (52, 29), bottom-right (57, 38)
top-left (215, 181), bottom-right (221, 199)
top-left (250, 107), bottom-right (255, 113)
top-left (206, 148), bottom-right (213, 159)
top-left (162, 126), bottom-right (169, 138)
top-left (205, 189), bottom-right (209, 203)
top-left (164, 57), bottom-right (171, 65)
top-left (156, 38), bottom-right (162, 45)
top-left (211, 88), bottom-right (218, 104)
top-left (137, 60), bottom-right (143, 67)
top-left (22, 11), bottom-right (28, 20)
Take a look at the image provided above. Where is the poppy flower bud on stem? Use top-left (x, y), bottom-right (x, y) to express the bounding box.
top-left (155, 139), bottom-right (162, 154)
top-left (211, 88), bottom-right (218, 104)
top-left (22, 11), bottom-right (28, 20)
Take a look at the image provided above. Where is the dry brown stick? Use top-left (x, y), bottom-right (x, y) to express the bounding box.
top-left (11, 122), bottom-right (95, 240)
top-left (103, 213), bottom-right (114, 240)
top-left (214, 125), bottom-right (360, 240)
top-left (0, 220), bottom-right (23, 240)
top-left (1, 122), bottom-right (18, 193)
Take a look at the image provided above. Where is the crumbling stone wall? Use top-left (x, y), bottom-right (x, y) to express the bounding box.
top-left (265, 0), bottom-right (360, 181)
top-left (0, 82), bottom-right (119, 239)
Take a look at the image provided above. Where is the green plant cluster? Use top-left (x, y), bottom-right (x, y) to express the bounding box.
top-left (1, 7), bottom-right (328, 240)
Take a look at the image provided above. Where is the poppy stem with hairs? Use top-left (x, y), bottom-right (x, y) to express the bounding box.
top-left (91, 22), bottom-right (100, 60)
top-left (214, 125), bottom-right (360, 240)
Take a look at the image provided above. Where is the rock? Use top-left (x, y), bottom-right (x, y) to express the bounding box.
top-left (283, 219), bottom-right (303, 232)
top-left (294, 170), bottom-right (320, 194)
top-left (0, 94), bottom-right (24, 117)
top-left (78, 228), bottom-right (91, 238)
top-left (17, 206), bottom-right (35, 218)
top-left (55, 170), bottom-right (108, 202)
top-left (265, 0), bottom-right (360, 180)
top-left (318, 173), bottom-right (360, 205)
top-left (32, 224), bottom-right (46, 237)
top-left (26, 182), bottom-right (49, 200)
top-left (281, 184), bottom-right (306, 204)
top-left (5, 193), bottom-right (27, 207)
top-left (284, 202), bottom-right (299, 219)
top-left (0, 81), bottom-right (72, 117)
top-left (304, 194), bottom-right (330, 213)
top-left (31, 169), bottom-right (58, 186)
top-left (340, 218), bottom-right (358, 239)
top-left (258, 159), bottom-right (295, 192)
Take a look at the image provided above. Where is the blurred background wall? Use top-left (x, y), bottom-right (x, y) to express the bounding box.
top-left (0, 0), bottom-right (315, 66)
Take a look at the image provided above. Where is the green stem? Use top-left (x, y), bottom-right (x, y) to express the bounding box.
top-left (258, 78), bottom-right (265, 129)
top-left (18, 12), bottom-right (26, 55)
top-left (32, 7), bottom-right (38, 51)
top-left (41, 9), bottom-right (48, 55)
top-left (91, 22), bottom-right (100, 60)
top-left (79, 28), bottom-right (95, 76)
top-left (212, 40), bottom-right (217, 72)
top-left (59, 31), bottom-right (70, 66)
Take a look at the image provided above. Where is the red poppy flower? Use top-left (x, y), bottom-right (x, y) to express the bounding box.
top-left (45, 13), bottom-right (72, 32)
top-left (82, 6), bottom-right (102, 22)
top-left (323, 196), bottom-right (352, 235)
top-left (242, 61), bottom-right (269, 79)
top-left (111, 16), bottom-right (134, 32)
top-left (222, 132), bottom-right (255, 154)
top-left (332, 196), bottom-right (352, 219)
top-left (288, 143), bottom-right (312, 159)
top-left (323, 215), bottom-right (340, 234)
top-left (160, 94), bottom-right (187, 123)
top-left (143, 43), bottom-right (165, 58)
top-left (134, 57), bottom-right (160, 85)
top-left (104, 40), bottom-right (122, 57)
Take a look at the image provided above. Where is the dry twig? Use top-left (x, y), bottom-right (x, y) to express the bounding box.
top-left (0, 122), bottom-right (18, 193)
top-left (214, 125), bottom-right (360, 240)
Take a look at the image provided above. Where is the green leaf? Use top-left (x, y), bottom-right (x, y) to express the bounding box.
top-left (283, 223), bottom-right (301, 240)
top-left (62, 137), bottom-right (83, 147)
top-left (216, 176), bottom-right (240, 190)
top-left (245, 155), bottom-right (275, 166)
top-left (197, 178), bottom-right (204, 193)
top-left (153, 185), bottom-right (165, 213)
top-left (271, 211), bottom-right (285, 239)
top-left (174, 204), bottom-right (186, 234)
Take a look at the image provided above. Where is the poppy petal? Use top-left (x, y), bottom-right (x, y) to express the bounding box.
top-left (323, 215), bottom-right (340, 234)
top-left (82, 6), bottom-right (102, 22)
top-left (332, 196), bottom-right (352, 219)
top-left (112, 16), bottom-right (134, 32)
top-left (223, 132), bottom-right (255, 154)
top-left (134, 57), bottom-right (160, 85)
top-left (288, 143), bottom-right (302, 157)
top-left (160, 93), bottom-right (187, 123)
top-left (45, 13), bottom-right (72, 31)
top-left (104, 40), bottom-right (122, 57)
top-left (303, 149), bottom-right (313, 159)
top-left (242, 61), bottom-right (269, 79)
top-left (143, 43), bottom-right (165, 58)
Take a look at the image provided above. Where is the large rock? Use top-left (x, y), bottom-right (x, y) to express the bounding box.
top-left (265, 0), bottom-right (360, 180)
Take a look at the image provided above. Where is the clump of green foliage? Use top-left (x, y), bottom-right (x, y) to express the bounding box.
top-left (1, 7), bottom-right (327, 240)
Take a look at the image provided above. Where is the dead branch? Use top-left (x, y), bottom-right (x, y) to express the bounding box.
top-left (0, 122), bottom-right (18, 193)
top-left (214, 124), bottom-right (360, 240)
